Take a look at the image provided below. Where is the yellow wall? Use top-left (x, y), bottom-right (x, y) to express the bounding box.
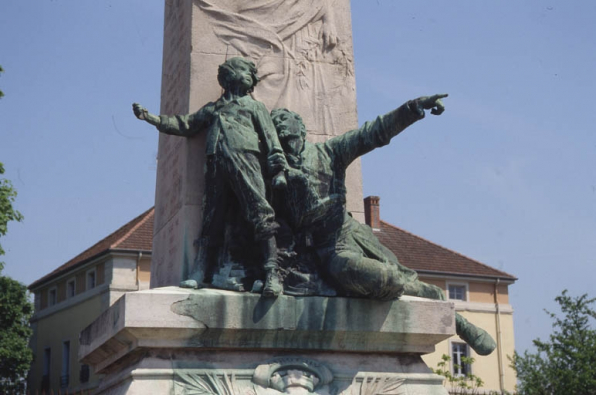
top-left (29, 255), bottom-right (143, 393)
top-left (40, 288), bottom-right (48, 309)
top-left (29, 292), bottom-right (103, 394)
top-left (469, 282), bottom-right (509, 304)
top-left (57, 281), bottom-right (66, 303)
top-left (416, 278), bottom-right (516, 393)
top-left (76, 272), bottom-right (86, 295)
top-left (418, 277), bottom-right (446, 291)
top-left (37, 260), bottom-right (108, 312)
top-left (422, 309), bottom-right (516, 393)
top-left (139, 257), bottom-right (151, 283)
top-left (97, 261), bottom-right (105, 285)
top-left (418, 277), bottom-right (510, 304)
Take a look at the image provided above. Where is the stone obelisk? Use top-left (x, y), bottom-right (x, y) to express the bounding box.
top-left (151, 0), bottom-right (363, 287)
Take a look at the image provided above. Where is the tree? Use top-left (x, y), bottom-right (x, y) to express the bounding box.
top-left (432, 354), bottom-right (484, 394)
top-left (0, 276), bottom-right (33, 393)
top-left (512, 290), bottom-right (596, 394)
top-left (431, 354), bottom-right (511, 394)
top-left (0, 162), bottom-right (32, 393)
top-left (0, 162), bottom-right (23, 271)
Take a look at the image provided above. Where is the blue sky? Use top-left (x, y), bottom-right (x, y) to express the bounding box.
top-left (1, 1), bottom-right (595, 355)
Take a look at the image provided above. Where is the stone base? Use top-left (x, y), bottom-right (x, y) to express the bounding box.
top-left (80, 287), bottom-right (454, 394)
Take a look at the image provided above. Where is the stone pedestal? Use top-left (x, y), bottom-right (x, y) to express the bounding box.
top-left (80, 288), bottom-right (454, 394)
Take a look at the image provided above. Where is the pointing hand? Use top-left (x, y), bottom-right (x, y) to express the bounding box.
top-left (132, 103), bottom-right (148, 120)
top-left (416, 94), bottom-right (448, 115)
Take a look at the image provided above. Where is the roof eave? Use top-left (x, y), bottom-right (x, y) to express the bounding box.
top-left (28, 248), bottom-right (152, 291)
top-left (415, 269), bottom-right (518, 283)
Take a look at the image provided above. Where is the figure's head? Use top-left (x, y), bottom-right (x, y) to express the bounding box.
top-left (271, 108), bottom-right (307, 156)
top-left (217, 57), bottom-right (259, 93)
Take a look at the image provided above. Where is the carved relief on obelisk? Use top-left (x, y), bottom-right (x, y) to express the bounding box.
top-left (152, 0), bottom-right (362, 287)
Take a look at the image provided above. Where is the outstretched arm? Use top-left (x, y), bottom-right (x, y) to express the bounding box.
top-left (132, 103), bottom-right (205, 137)
top-left (133, 103), bottom-right (160, 126)
top-left (328, 93), bottom-right (448, 167)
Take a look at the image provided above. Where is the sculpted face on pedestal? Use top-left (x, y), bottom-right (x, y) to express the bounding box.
top-left (252, 357), bottom-right (333, 394)
top-left (270, 368), bottom-right (320, 394)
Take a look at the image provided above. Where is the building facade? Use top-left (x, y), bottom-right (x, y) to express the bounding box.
top-left (27, 209), bottom-right (153, 394)
top-left (28, 199), bottom-right (516, 394)
top-left (365, 196), bottom-right (517, 393)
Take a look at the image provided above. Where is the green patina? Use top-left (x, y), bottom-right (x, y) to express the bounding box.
top-left (134, 57), bottom-right (494, 355)
top-left (134, 57), bottom-right (287, 297)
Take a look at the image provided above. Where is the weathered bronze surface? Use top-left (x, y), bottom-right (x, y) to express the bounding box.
top-left (134, 58), bottom-right (495, 355)
top-left (134, 57), bottom-right (288, 296)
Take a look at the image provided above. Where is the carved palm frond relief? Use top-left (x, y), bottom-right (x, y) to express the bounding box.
top-left (340, 376), bottom-right (405, 395)
top-left (175, 371), bottom-right (256, 395)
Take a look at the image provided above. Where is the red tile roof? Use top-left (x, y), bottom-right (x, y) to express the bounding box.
top-left (29, 208), bottom-right (154, 290)
top-left (29, 204), bottom-right (516, 290)
top-left (376, 220), bottom-right (516, 280)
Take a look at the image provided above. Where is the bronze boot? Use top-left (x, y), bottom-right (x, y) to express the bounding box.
top-left (262, 236), bottom-right (283, 297)
top-left (456, 313), bottom-right (497, 356)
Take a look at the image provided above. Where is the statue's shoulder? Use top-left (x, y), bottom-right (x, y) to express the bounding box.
top-left (306, 141), bottom-right (320, 150)
top-left (245, 96), bottom-right (268, 111)
top-left (198, 100), bottom-right (218, 114)
top-left (305, 141), bottom-right (333, 161)
top-left (234, 94), bottom-right (258, 105)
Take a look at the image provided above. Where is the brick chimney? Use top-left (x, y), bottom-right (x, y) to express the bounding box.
top-left (364, 196), bottom-right (381, 230)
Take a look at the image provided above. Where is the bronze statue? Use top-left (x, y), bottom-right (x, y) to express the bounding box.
top-left (133, 57), bottom-right (495, 355)
top-left (133, 57), bottom-right (287, 297)
top-left (270, 99), bottom-right (497, 355)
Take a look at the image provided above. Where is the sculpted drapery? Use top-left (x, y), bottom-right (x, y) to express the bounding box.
top-left (198, 0), bottom-right (349, 134)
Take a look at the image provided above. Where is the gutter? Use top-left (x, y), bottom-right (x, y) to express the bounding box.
top-left (136, 252), bottom-right (143, 289)
top-left (495, 278), bottom-right (505, 392)
top-left (416, 270), bottom-right (517, 283)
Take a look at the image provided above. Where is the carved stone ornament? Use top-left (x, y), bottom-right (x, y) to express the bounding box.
top-left (196, 0), bottom-right (354, 135)
top-left (337, 376), bottom-right (404, 395)
top-left (173, 357), bottom-right (406, 395)
top-left (253, 357), bottom-right (334, 394)
top-left (174, 371), bottom-right (256, 395)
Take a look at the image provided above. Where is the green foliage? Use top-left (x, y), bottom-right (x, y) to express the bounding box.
top-left (511, 290), bottom-right (596, 395)
top-left (0, 161), bottom-right (32, 393)
top-left (432, 354), bottom-right (514, 394)
top-left (0, 162), bottom-right (23, 271)
top-left (432, 354), bottom-right (484, 394)
top-left (0, 276), bottom-right (33, 393)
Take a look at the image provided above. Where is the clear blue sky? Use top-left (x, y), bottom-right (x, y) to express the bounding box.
top-left (1, 1), bottom-right (595, 355)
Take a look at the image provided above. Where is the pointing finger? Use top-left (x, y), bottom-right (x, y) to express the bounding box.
top-left (432, 93), bottom-right (449, 100)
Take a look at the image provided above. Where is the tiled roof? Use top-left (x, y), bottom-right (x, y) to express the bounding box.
top-left (376, 220), bottom-right (516, 280)
top-left (29, 208), bottom-right (154, 290)
top-left (29, 205), bottom-right (515, 290)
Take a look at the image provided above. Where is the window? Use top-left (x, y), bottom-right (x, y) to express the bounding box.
top-left (42, 347), bottom-right (51, 391)
top-left (67, 279), bottom-right (76, 298)
top-left (48, 287), bottom-right (57, 306)
top-left (80, 364), bottom-right (90, 383)
top-left (61, 341), bottom-right (70, 388)
top-left (448, 284), bottom-right (467, 301)
top-left (452, 342), bottom-right (470, 376)
top-left (86, 269), bottom-right (96, 290)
